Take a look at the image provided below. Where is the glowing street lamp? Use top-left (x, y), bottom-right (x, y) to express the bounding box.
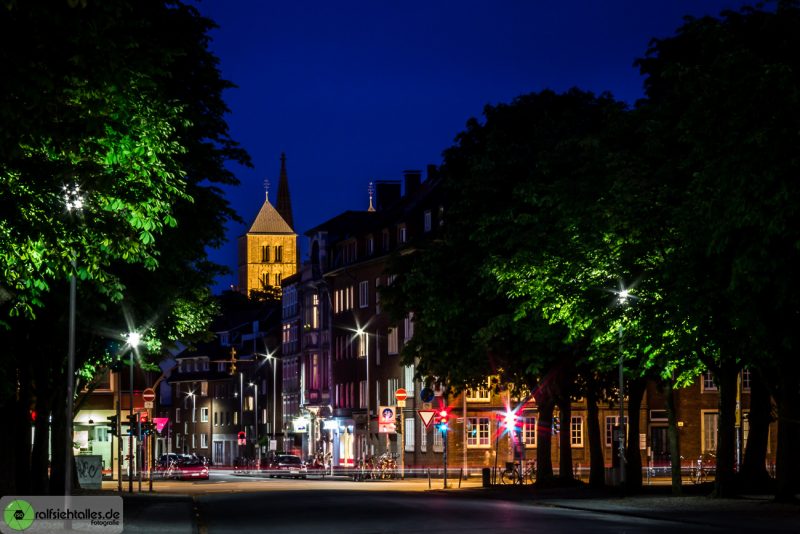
top-left (63, 184), bottom-right (83, 500)
top-left (125, 331), bottom-right (141, 492)
top-left (616, 286), bottom-right (631, 487)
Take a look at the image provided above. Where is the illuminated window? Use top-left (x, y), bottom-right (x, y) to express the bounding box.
top-left (359, 280), bottom-right (369, 308)
top-left (702, 371), bottom-right (717, 391)
top-left (200, 433), bottom-right (208, 449)
top-left (433, 427), bottom-right (443, 452)
top-left (421, 424), bottom-right (427, 452)
top-left (466, 380), bottom-right (491, 402)
top-left (200, 407), bottom-right (209, 423)
top-left (404, 365), bottom-right (415, 392)
top-left (466, 417), bottom-right (490, 448)
top-left (570, 417), bottom-right (583, 447)
top-left (522, 416), bottom-right (537, 447)
top-left (405, 418), bottom-right (415, 452)
top-left (387, 327), bottom-right (398, 354)
top-left (741, 369), bottom-right (752, 390)
top-left (702, 410), bottom-right (719, 453)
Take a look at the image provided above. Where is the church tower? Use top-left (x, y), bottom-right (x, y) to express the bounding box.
top-left (237, 153), bottom-right (299, 296)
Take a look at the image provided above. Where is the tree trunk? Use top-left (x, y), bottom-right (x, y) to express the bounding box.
top-left (558, 398), bottom-right (573, 480)
top-left (661, 378), bottom-right (683, 495)
top-left (624, 377), bottom-right (645, 490)
top-left (774, 361), bottom-right (800, 502)
top-left (586, 388), bottom-right (605, 488)
top-left (715, 361), bottom-right (738, 497)
top-left (49, 382), bottom-right (66, 495)
top-left (13, 364), bottom-right (33, 495)
top-left (536, 397), bottom-right (555, 482)
top-left (739, 371), bottom-right (772, 489)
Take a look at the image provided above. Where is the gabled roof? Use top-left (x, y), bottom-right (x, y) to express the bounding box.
top-left (245, 199), bottom-right (294, 235)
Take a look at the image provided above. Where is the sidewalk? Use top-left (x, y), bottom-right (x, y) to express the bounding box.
top-left (430, 483), bottom-right (800, 532)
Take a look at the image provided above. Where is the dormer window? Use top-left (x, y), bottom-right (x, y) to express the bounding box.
top-left (397, 224), bottom-right (407, 244)
top-left (366, 235), bottom-right (374, 255)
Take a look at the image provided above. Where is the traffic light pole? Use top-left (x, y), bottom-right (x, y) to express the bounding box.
top-left (442, 427), bottom-right (448, 489)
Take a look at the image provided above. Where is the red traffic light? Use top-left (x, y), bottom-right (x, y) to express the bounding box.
top-left (237, 431), bottom-right (245, 439)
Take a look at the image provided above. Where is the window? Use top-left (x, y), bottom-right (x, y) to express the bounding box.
top-left (605, 416), bottom-right (627, 447)
top-left (420, 425), bottom-right (427, 452)
top-left (466, 381), bottom-right (491, 402)
top-left (200, 433), bottom-right (208, 449)
top-left (274, 245), bottom-right (283, 263)
top-left (397, 224), bottom-right (407, 244)
top-left (388, 378), bottom-right (399, 402)
top-left (176, 408), bottom-right (181, 423)
top-left (275, 273), bottom-right (282, 286)
top-left (234, 411), bottom-right (238, 425)
top-left (466, 417), bottom-right (490, 448)
top-left (404, 365), bottom-right (415, 392)
top-left (200, 407), bottom-right (209, 423)
top-left (261, 245), bottom-right (270, 263)
top-left (405, 418), bottom-right (415, 452)
top-left (702, 371), bottom-right (717, 391)
top-left (366, 235), bottom-right (374, 255)
top-left (359, 381), bottom-right (367, 409)
top-left (522, 416), bottom-right (537, 447)
top-left (359, 280), bottom-right (369, 308)
top-left (702, 410), bottom-right (719, 453)
top-left (424, 210), bottom-right (432, 232)
top-left (214, 412), bottom-right (218, 426)
top-left (433, 427), bottom-right (443, 452)
top-left (404, 313), bottom-right (414, 342)
top-left (261, 272), bottom-right (269, 288)
top-left (201, 381), bottom-right (208, 395)
top-left (570, 416), bottom-right (584, 447)
top-left (741, 369), bottom-right (752, 391)
top-left (358, 331), bottom-right (367, 358)
top-left (192, 434), bottom-right (196, 450)
top-left (387, 327), bottom-right (399, 354)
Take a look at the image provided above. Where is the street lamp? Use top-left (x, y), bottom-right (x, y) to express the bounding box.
top-left (356, 326), bottom-right (370, 463)
top-left (616, 287), bottom-right (631, 487)
top-left (254, 351), bottom-right (281, 449)
top-left (249, 382), bottom-right (259, 459)
top-left (63, 184), bottom-right (83, 500)
top-left (125, 331), bottom-right (141, 493)
top-left (187, 390), bottom-right (196, 454)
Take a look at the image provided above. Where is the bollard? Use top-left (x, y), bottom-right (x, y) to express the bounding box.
top-left (459, 468), bottom-right (463, 488)
top-left (427, 468), bottom-right (431, 489)
top-left (482, 467), bottom-right (491, 487)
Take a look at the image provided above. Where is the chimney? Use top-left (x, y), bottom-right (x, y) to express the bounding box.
top-left (403, 170), bottom-right (422, 197)
top-left (374, 180), bottom-right (401, 211)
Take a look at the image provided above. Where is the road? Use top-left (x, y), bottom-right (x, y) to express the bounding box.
top-left (116, 473), bottom-right (733, 533)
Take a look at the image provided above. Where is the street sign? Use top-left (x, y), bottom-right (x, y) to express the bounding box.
top-left (418, 410), bottom-right (436, 429)
top-left (142, 388), bottom-right (156, 402)
top-left (153, 417), bottom-right (169, 433)
top-left (397, 400), bottom-right (406, 408)
top-left (420, 387), bottom-right (435, 403)
top-left (379, 406), bottom-right (396, 433)
top-left (395, 388), bottom-right (408, 402)
top-left (144, 401), bottom-right (153, 409)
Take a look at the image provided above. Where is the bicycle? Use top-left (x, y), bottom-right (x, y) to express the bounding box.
top-left (501, 460), bottom-right (535, 485)
top-left (692, 452), bottom-right (715, 484)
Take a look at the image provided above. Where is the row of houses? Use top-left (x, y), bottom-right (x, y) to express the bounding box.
top-left (72, 156), bottom-right (777, 479)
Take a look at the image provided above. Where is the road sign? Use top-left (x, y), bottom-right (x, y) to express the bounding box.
top-left (397, 399), bottom-right (406, 408)
top-left (142, 388), bottom-right (156, 402)
top-left (418, 410), bottom-right (436, 429)
top-left (395, 388), bottom-right (408, 402)
top-left (420, 387), bottom-right (435, 403)
top-left (379, 406), bottom-right (396, 433)
top-left (144, 401), bottom-right (153, 409)
top-left (153, 417), bottom-right (169, 433)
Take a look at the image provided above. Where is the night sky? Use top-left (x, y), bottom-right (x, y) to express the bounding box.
top-left (196, 0), bottom-right (752, 293)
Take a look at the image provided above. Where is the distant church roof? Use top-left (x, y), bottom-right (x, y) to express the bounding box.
top-left (244, 153), bottom-right (296, 235)
top-left (276, 153), bottom-right (294, 230)
top-left (246, 199), bottom-right (294, 234)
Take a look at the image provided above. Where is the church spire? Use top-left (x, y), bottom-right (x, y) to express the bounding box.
top-left (276, 152), bottom-right (294, 230)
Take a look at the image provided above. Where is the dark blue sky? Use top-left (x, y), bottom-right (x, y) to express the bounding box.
top-left (196, 0), bottom-right (752, 293)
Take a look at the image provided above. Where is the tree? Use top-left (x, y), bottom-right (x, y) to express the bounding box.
top-left (635, 1), bottom-right (800, 500)
top-left (0, 0), bottom-right (249, 494)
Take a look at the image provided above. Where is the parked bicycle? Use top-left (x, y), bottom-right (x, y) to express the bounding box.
top-left (692, 452), bottom-right (716, 484)
top-left (500, 460), bottom-right (536, 485)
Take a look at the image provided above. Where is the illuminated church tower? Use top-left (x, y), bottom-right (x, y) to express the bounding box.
top-left (237, 153), bottom-right (298, 296)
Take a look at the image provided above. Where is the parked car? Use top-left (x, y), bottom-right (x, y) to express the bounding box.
top-left (155, 454), bottom-right (209, 480)
top-left (267, 454), bottom-right (306, 478)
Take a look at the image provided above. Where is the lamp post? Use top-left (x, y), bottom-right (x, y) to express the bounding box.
top-left (125, 331), bottom-right (141, 493)
top-left (357, 327), bottom-right (369, 464)
top-left (62, 184), bottom-right (83, 500)
top-left (249, 382), bottom-right (259, 459)
top-left (188, 390), bottom-right (195, 454)
top-left (616, 288), bottom-right (630, 487)
top-left (255, 351), bottom-right (281, 450)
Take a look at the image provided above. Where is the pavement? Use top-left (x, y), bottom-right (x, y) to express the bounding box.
top-left (89, 477), bottom-right (799, 533)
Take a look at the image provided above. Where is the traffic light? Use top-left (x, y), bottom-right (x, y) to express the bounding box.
top-left (127, 413), bottom-right (140, 438)
top-left (503, 410), bottom-right (520, 434)
top-left (553, 416), bottom-right (560, 434)
top-left (436, 409), bottom-right (449, 432)
top-left (107, 415), bottom-right (119, 436)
